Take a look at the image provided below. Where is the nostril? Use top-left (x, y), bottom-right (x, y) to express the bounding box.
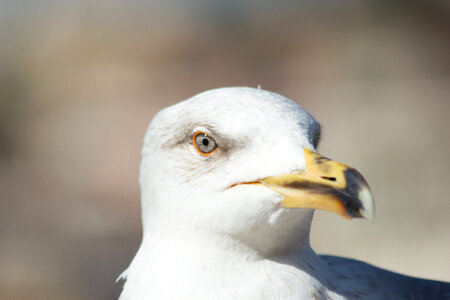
top-left (321, 176), bottom-right (336, 182)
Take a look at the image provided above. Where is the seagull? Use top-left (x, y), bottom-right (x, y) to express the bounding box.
top-left (119, 87), bottom-right (449, 299)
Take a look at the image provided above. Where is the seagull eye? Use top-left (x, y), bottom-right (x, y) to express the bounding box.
top-left (193, 132), bottom-right (218, 155)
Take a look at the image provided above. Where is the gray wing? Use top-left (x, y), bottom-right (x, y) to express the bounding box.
top-left (320, 255), bottom-right (450, 299)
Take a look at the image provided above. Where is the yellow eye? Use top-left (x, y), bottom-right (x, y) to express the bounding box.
top-left (193, 132), bottom-right (218, 156)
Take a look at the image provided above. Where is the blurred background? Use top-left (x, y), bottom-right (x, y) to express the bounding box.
top-left (1, 0), bottom-right (449, 299)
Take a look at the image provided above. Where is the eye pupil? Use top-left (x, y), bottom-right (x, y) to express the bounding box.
top-left (202, 138), bottom-right (209, 146)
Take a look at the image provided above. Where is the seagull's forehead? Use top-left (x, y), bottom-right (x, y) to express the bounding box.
top-left (161, 87), bottom-right (317, 138)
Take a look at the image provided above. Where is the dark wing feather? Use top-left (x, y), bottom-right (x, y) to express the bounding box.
top-left (320, 255), bottom-right (450, 299)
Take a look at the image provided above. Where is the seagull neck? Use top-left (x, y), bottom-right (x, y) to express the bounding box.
top-left (125, 229), bottom-right (324, 300)
top-left (142, 228), bottom-right (261, 259)
top-left (141, 217), bottom-right (313, 260)
top-left (139, 233), bottom-right (317, 273)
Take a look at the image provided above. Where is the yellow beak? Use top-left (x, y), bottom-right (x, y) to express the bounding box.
top-left (259, 149), bottom-right (374, 220)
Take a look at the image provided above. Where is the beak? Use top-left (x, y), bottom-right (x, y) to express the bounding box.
top-left (258, 148), bottom-right (374, 220)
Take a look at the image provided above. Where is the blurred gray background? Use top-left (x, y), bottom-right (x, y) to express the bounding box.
top-left (1, 0), bottom-right (449, 299)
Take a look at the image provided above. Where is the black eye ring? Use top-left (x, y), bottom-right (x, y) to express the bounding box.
top-left (193, 132), bottom-right (218, 156)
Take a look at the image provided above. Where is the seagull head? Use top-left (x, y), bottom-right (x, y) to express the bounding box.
top-left (139, 87), bottom-right (374, 255)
